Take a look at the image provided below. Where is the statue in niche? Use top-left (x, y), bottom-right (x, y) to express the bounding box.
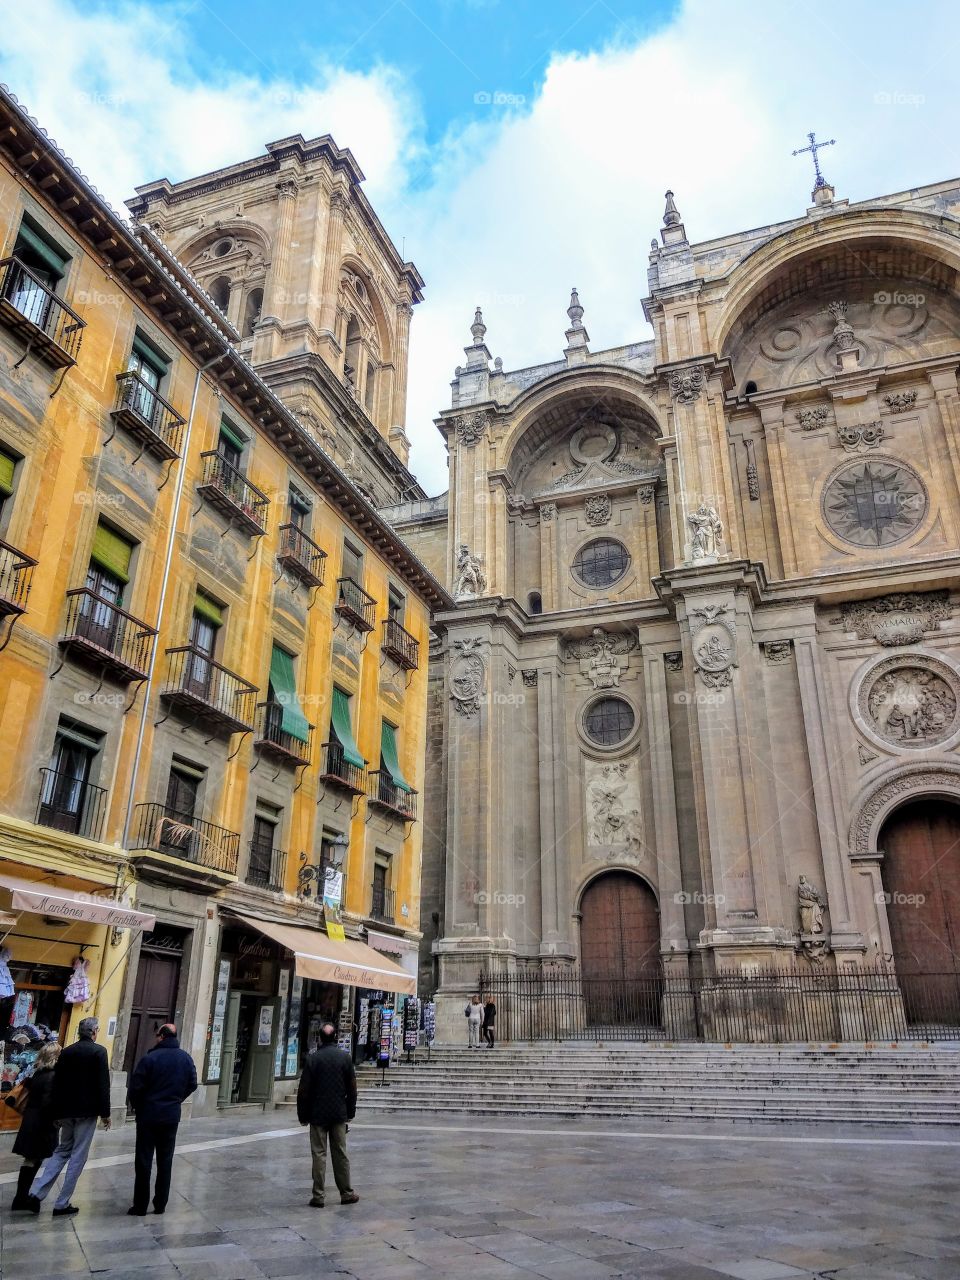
top-left (454, 544), bottom-right (487, 599)
top-left (798, 876), bottom-right (826, 934)
top-left (688, 503), bottom-right (723, 559)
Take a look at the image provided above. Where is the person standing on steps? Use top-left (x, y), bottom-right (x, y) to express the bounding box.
top-left (9, 1041), bottom-right (61, 1212)
top-left (465, 994), bottom-right (484, 1048)
top-left (26, 1017), bottom-right (111, 1217)
top-left (296, 1022), bottom-right (360, 1208)
top-left (126, 1023), bottom-right (197, 1216)
top-left (482, 997), bottom-right (497, 1049)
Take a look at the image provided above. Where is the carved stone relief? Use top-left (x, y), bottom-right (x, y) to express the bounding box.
top-left (454, 544), bottom-right (487, 599)
top-left (669, 366), bottom-right (705, 404)
top-left (858, 654), bottom-right (960, 749)
top-left (584, 493), bottom-right (612, 526)
top-left (664, 652), bottom-right (683, 672)
top-left (521, 669), bottom-right (539, 687)
top-left (688, 504), bottom-right (723, 560)
top-left (822, 458), bottom-right (927, 548)
top-left (837, 420), bottom-right (884, 453)
top-left (585, 758), bottom-right (644, 854)
top-left (565, 628), bottom-right (637, 690)
top-left (449, 637), bottom-right (487, 717)
top-left (689, 603), bottom-right (737, 690)
top-left (762, 640), bottom-right (792, 664)
top-left (455, 410), bottom-right (490, 446)
top-left (796, 405), bottom-right (830, 431)
top-left (883, 390), bottom-right (918, 412)
top-left (851, 764), bottom-right (960, 851)
top-left (835, 591), bottom-right (950, 647)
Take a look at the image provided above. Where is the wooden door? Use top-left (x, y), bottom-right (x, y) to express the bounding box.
top-left (123, 947), bottom-right (181, 1077)
top-left (241, 997), bottom-right (281, 1103)
top-left (217, 993), bottom-right (242, 1106)
top-left (580, 872), bottom-right (661, 1025)
top-left (880, 799), bottom-right (960, 1023)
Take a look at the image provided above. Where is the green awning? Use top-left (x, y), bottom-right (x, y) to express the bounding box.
top-left (219, 419), bottom-right (246, 452)
top-left (380, 722), bottom-right (413, 793)
top-left (90, 522), bottom-right (133, 584)
top-left (193, 590), bottom-right (223, 628)
top-left (15, 218), bottom-right (69, 280)
top-left (330, 688), bottom-right (364, 768)
top-left (0, 448), bottom-right (15, 497)
top-left (132, 330), bottom-right (170, 375)
top-left (269, 645), bottom-right (310, 744)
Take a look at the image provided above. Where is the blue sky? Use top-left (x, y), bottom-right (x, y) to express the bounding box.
top-left (2, 1), bottom-right (958, 492)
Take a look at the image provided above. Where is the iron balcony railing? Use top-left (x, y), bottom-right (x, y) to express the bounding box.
top-left (253, 700), bottom-right (313, 766)
top-left (159, 645), bottom-right (258, 735)
top-left (370, 884), bottom-right (395, 925)
top-left (335, 576), bottom-right (376, 632)
top-left (197, 450), bottom-right (269, 535)
top-left (0, 538), bottom-right (37, 617)
top-left (319, 740), bottom-right (366, 793)
top-left (129, 802), bottom-right (240, 876)
top-left (112, 370), bottom-right (186, 460)
top-left (277, 524), bottom-right (326, 587)
top-left (367, 770), bottom-right (418, 821)
top-left (36, 768), bottom-right (108, 842)
top-left (59, 588), bottom-right (156, 683)
top-left (381, 617), bottom-right (419, 670)
top-left (0, 256), bottom-right (85, 367)
top-left (246, 841), bottom-right (287, 892)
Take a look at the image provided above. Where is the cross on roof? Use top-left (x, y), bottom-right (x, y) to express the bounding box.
top-left (792, 131), bottom-right (836, 189)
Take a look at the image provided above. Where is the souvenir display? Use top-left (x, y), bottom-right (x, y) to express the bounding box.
top-left (64, 956), bottom-right (91, 1005)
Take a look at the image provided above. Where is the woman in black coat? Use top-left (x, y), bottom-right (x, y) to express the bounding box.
top-left (10, 1041), bottom-right (60, 1212)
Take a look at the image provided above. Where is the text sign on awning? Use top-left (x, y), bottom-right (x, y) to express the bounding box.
top-left (7, 884), bottom-right (155, 931)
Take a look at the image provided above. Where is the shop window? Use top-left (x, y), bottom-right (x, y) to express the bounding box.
top-left (37, 718), bottom-right (104, 838)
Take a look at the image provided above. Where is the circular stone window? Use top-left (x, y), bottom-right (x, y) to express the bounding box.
top-left (583, 696), bottom-right (635, 747)
top-left (822, 458), bottom-right (927, 548)
top-left (573, 538), bottom-right (629, 588)
top-left (213, 238), bottom-right (233, 258)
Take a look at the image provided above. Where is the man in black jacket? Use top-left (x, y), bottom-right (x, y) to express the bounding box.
top-left (27, 1016), bottom-right (111, 1216)
top-left (296, 1022), bottom-right (359, 1207)
top-left (127, 1023), bottom-right (197, 1216)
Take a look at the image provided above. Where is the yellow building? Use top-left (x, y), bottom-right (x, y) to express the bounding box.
top-left (0, 85), bottom-right (449, 1116)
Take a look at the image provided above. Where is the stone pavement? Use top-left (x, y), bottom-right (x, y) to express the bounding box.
top-left (1, 1110), bottom-right (959, 1280)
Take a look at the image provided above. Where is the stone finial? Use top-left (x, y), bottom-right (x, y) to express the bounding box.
top-left (828, 299), bottom-right (860, 372)
top-left (462, 304), bottom-right (492, 373)
top-left (660, 189), bottom-right (688, 248)
top-left (663, 190), bottom-right (682, 227)
top-left (567, 288), bottom-right (584, 329)
top-left (470, 306), bottom-right (486, 345)
top-left (563, 287), bottom-right (589, 366)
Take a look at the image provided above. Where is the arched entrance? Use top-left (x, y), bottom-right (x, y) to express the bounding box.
top-left (879, 798), bottom-right (960, 1024)
top-left (579, 871), bottom-right (662, 1027)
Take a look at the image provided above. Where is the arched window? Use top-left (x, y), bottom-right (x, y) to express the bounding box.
top-left (344, 317), bottom-right (362, 388)
top-left (364, 361), bottom-right (376, 413)
top-left (242, 288), bottom-right (263, 338)
top-left (528, 591), bottom-right (543, 615)
top-left (209, 276), bottom-right (231, 314)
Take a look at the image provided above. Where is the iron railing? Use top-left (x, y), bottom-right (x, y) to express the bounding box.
top-left (36, 768), bottom-right (108, 841)
top-left (335, 576), bottom-right (376, 632)
top-left (479, 967), bottom-right (960, 1044)
top-left (0, 538), bottom-right (37, 616)
top-left (59, 588), bottom-right (156, 682)
top-left (129, 802), bottom-right (240, 876)
top-left (381, 617), bottom-right (419, 670)
top-left (246, 841), bottom-right (287, 892)
top-left (197, 450), bottom-right (269, 535)
top-left (370, 884), bottom-right (395, 925)
top-left (159, 645), bottom-right (258, 735)
top-left (253, 700), bottom-right (313, 765)
top-left (277, 523), bottom-right (326, 586)
top-left (319, 740), bottom-right (366, 793)
top-left (0, 256), bottom-right (85, 366)
top-left (367, 770), bottom-right (418, 820)
top-left (112, 370), bottom-right (185, 459)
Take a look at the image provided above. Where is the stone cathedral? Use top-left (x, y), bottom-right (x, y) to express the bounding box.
top-left (386, 164), bottom-right (960, 1040)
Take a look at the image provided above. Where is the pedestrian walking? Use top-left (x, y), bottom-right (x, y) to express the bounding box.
top-left (26, 1017), bottom-right (111, 1216)
top-left (9, 1041), bottom-right (61, 1212)
top-left (296, 1021), bottom-right (360, 1208)
top-left (465, 994), bottom-right (483, 1048)
top-left (483, 997), bottom-right (497, 1049)
top-left (127, 1023), bottom-right (197, 1216)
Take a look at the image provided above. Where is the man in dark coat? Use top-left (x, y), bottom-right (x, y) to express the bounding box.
top-left (27, 1016), bottom-right (111, 1216)
top-left (296, 1021), bottom-right (359, 1207)
top-left (127, 1023), bottom-right (197, 1215)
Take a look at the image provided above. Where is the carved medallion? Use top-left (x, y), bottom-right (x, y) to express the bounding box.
top-left (670, 366), bottom-right (705, 404)
top-left (822, 458), bottom-right (927, 548)
top-left (835, 591), bottom-right (950, 647)
top-left (859, 655), bottom-right (959, 749)
top-left (584, 494), bottom-right (612, 527)
top-left (690, 603), bottom-right (737, 689)
top-left (449, 638), bottom-right (487, 717)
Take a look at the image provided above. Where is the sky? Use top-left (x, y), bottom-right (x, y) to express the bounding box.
top-left (2, 0), bottom-right (959, 494)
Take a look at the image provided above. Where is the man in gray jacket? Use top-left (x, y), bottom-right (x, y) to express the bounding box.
top-left (296, 1022), bottom-right (359, 1208)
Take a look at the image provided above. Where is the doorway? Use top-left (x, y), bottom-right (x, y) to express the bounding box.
top-left (123, 928), bottom-right (185, 1078)
top-left (579, 871), bottom-right (662, 1026)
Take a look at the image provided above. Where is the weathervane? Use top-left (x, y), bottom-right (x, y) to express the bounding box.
top-left (792, 131), bottom-right (835, 190)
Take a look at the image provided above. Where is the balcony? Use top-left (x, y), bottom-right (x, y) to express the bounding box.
top-left (59, 589), bottom-right (156, 684)
top-left (36, 769), bottom-right (107, 842)
top-left (319, 740), bottom-right (366, 794)
top-left (381, 617), bottom-right (419, 671)
top-left (367, 771), bottom-right (419, 821)
top-left (246, 841), bottom-right (287, 893)
top-left (197, 451), bottom-right (269, 535)
top-left (253, 700), bottom-right (313, 766)
top-left (277, 524), bottom-right (326, 587)
top-left (129, 802), bottom-right (240, 878)
top-left (159, 645), bottom-right (258, 736)
top-left (0, 256), bottom-right (85, 368)
top-left (111, 370), bottom-right (185, 460)
top-left (335, 576), bottom-right (376, 633)
top-left (0, 538), bottom-right (37, 618)
top-left (369, 884), bottom-right (395, 925)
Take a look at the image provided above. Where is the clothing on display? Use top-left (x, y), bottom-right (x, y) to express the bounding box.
top-left (0, 948), bottom-right (14, 1000)
top-left (64, 957), bottom-right (91, 1005)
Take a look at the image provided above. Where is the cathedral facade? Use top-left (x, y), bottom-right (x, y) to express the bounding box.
top-left (388, 173), bottom-right (960, 1041)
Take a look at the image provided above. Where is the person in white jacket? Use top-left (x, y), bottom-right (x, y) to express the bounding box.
top-left (465, 995), bottom-right (484, 1048)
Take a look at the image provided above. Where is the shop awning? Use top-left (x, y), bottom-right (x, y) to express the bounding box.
top-left (232, 912), bottom-right (416, 995)
top-left (0, 874), bottom-right (155, 930)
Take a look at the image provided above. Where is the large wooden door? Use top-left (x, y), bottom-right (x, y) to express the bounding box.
top-left (880, 799), bottom-right (960, 1023)
top-left (580, 872), bottom-right (661, 1025)
top-left (123, 944), bottom-right (181, 1077)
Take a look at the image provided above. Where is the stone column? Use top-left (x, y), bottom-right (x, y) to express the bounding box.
top-left (537, 502), bottom-right (558, 611)
top-left (756, 399), bottom-right (799, 577)
top-left (392, 299), bottom-right (413, 434)
top-left (262, 177), bottom-right (300, 341)
top-left (667, 364), bottom-right (740, 564)
top-left (317, 187), bottom-right (348, 361)
top-left (637, 483), bottom-right (660, 588)
top-left (926, 366), bottom-right (960, 513)
top-left (534, 666), bottom-right (572, 958)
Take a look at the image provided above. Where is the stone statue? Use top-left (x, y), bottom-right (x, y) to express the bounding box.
top-left (798, 875), bottom-right (825, 934)
top-left (454, 544), bottom-right (487, 599)
top-left (688, 503), bottom-right (723, 559)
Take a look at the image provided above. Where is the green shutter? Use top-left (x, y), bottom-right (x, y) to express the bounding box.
top-left (330, 688), bottom-right (365, 768)
top-left (15, 218), bottom-right (69, 280)
top-left (269, 645), bottom-right (310, 744)
top-left (193, 590), bottom-right (224, 627)
top-left (90, 523), bottom-right (133, 584)
top-left (0, 448), bottom-right (15, 498)
top-left (132, 330), bottom-right (170, 375)
top-left (219, 420), bottom-right (246, 452)
top-left (380, 722), bottom-right (413, 793)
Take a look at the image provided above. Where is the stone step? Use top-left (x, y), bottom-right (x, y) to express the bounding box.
top-left (356, 1082), bottom-right (959, 1102)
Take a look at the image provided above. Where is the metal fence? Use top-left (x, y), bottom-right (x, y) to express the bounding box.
top-left (479, 967), bottom-right (960, 1043)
